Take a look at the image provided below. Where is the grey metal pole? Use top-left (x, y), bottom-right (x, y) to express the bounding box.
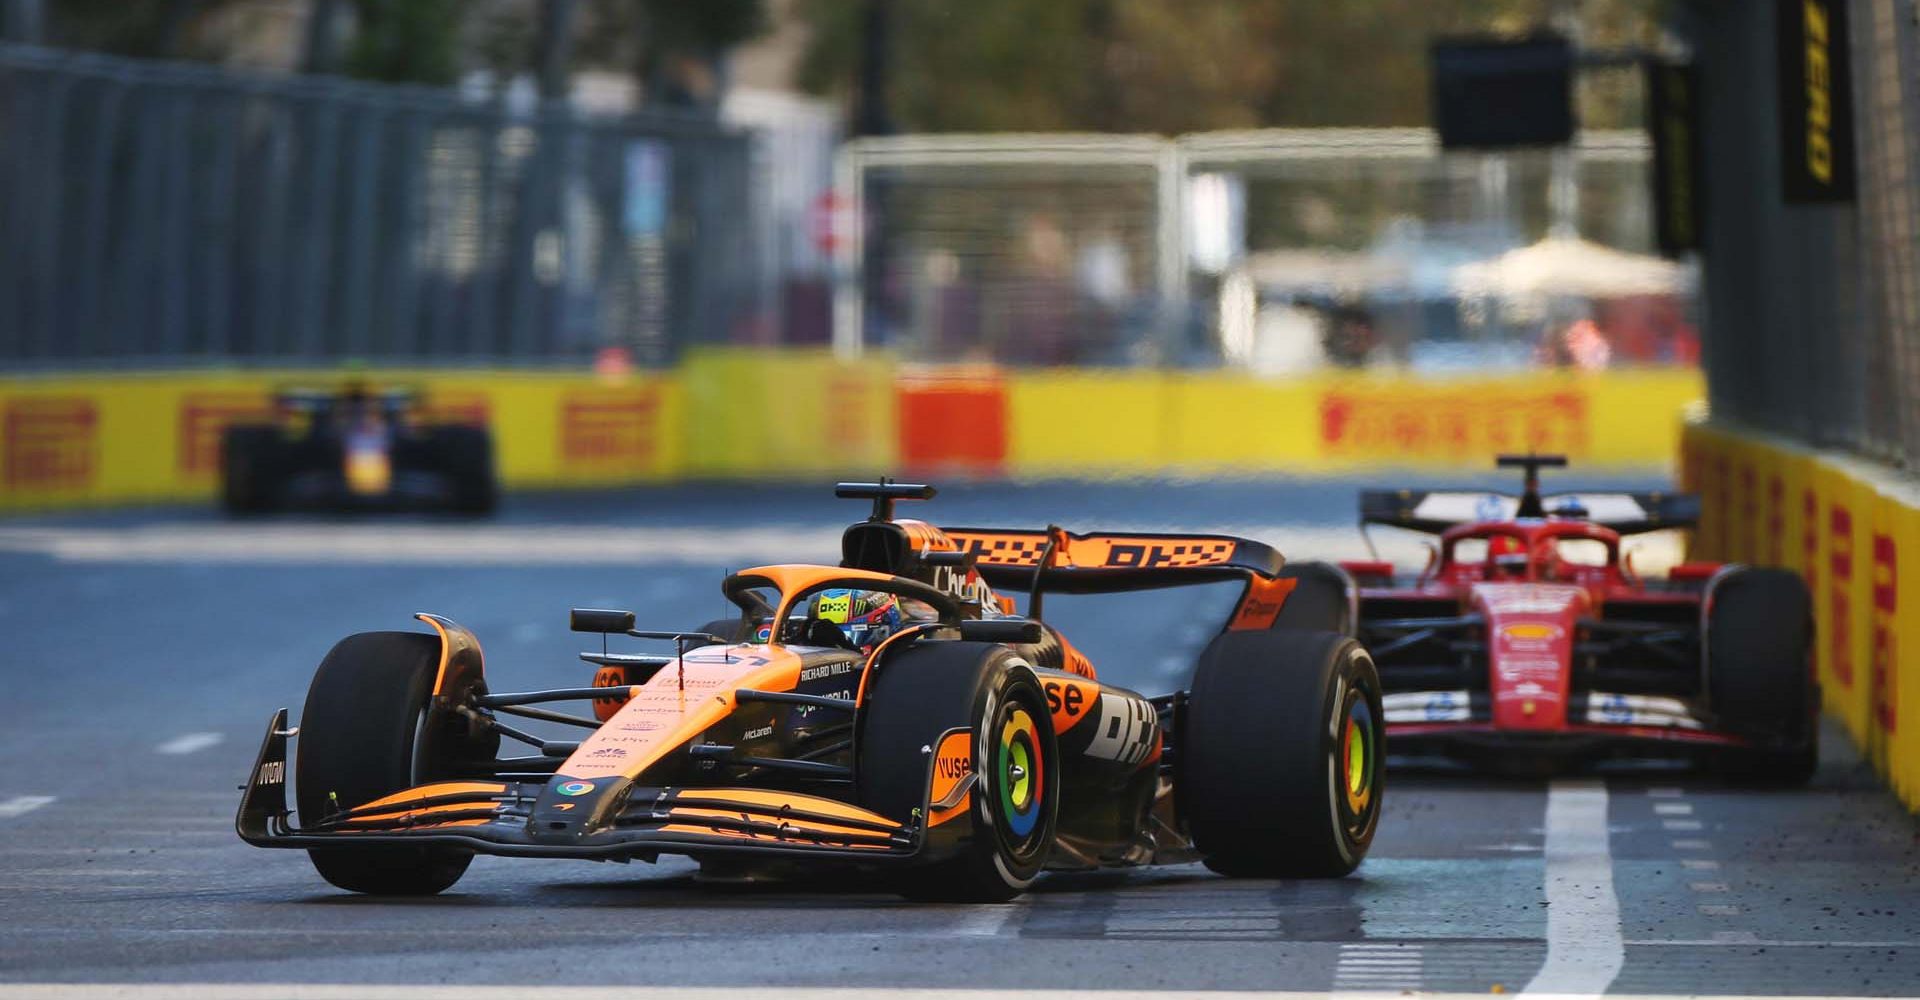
top-left (1549, 0), bottom-right (1584, 237)
top-left (536, 0), bottom-right (578, 103)
top-left (2, 0), bottom-right (44, 44)
top-left (302, 0), bottom-right (340, 75)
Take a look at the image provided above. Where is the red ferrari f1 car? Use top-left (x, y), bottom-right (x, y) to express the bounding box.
top-left (238, 482), bottom-right (1383, 900)
top-left (1294, 456), bottom-right (1816, 781)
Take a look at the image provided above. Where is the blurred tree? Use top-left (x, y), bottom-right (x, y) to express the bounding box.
top-left (45, 0), bottom-right (248, 60)
top-left (340, 0), bottom-right (466, 85)
top-left (797, 0), bottom-right (1663, 133)
top-left (576, 0), bottom-right (769, 110)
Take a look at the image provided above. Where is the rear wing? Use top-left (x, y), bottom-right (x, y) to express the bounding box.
top-left (940, 527), bottom-right (1294, 632)
top-left (940, 527), bottom-right (1283, 593)
top-left (1359, 489), bottom-right (1700, 536)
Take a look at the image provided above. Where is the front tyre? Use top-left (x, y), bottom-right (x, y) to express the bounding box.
top-left (1707, 567), bottom-right (1818, 785)
top-left (1183, 629), bottom-right (1383, 878)
top-left (295, 631), bottom-right (496, 895)
top-left (857, 641), bottom-right (1058, 902)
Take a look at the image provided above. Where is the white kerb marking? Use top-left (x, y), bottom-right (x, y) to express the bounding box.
top-left (156, 732), bottom-right (224, 755)
top-left (1522, 778), bottom-right (1623, 998)
top-left (0, 796), bottom-right (55, 818)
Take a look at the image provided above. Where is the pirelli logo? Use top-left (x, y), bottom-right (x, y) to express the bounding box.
top-left (1777, 0), bottom-right (1855, 202)
top-left (177, 392), bottom-right (272, 477)
top-left (1320, 388), bottom-right (1587, 459)
top-left (4, 397), bottom-right (97, 490)
top-left (561, 392), bottom-right (658, 468)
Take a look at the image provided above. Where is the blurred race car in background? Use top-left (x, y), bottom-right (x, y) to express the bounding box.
top-left (220, 383), bottom-right (496, 514)
top-left (1282, 455), bottom-right (1816, 782)
top-left (238, 481), bottom-right (1384, 900)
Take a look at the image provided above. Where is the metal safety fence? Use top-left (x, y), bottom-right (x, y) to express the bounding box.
top-left (0, 43), bottom-right (755, 368)
top-left (836, 127), bottom-right (1681, 372)
top-left (1686, 0), bottom-right (1920, 471)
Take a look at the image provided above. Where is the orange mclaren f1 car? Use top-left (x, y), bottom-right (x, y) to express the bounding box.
top-left (238, 482), bottom-right (1384, 900)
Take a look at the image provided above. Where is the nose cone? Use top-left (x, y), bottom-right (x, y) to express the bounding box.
top-left (528, 775), bottom-right (631, 842)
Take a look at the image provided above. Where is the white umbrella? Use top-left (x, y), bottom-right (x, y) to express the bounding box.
top-left (1450, 236), bottom-right (1694, 299)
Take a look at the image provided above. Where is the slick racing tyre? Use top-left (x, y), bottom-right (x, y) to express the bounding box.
top-left (296, 631), bottom-right (498, 895)
top-left (1184, 629), bottom-right (1383, 877)
top-left (221, 426), bottom-right (281, 514)
top-left (1271, 561), bottom-right (1356, 635)
top-left (1707, 567), bottom-right (1818, 785)
top-left (858, 641), bottom-right (1058, 902)
top-left (429, 426), bottom-right (497, 515)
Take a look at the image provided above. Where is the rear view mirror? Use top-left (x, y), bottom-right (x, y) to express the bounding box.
top-left (570, 608), bottom-right (636, 633)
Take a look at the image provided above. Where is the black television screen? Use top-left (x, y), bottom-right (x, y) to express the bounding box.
top-left (1431, 36), bottom-right (1576, 149)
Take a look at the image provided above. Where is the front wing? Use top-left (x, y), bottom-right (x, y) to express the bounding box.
top-left (237, 710), bottom-right (923, 863)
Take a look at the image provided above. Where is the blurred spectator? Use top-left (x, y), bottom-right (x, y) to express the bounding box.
top-left (1536, 317), bottom-right (1613, 370)
top-left (1323, 301), bottom-right (1379, 368)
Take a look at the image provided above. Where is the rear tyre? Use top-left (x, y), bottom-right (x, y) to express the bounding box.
top-left (430, 426), bottom-right (497, 515)
top-left (1707, 568), bottom-right (1818, 785)
top-left (221, 426), bottom-right (281, 514)
top-left (858, 641), bottom-right (1058, 902)
top-left (1272, 561), bottom-right (1355, 635)
top-left (1184, 629), bottom-right (1383, 877)
top-left (296, 631), bottom-right (497, 895)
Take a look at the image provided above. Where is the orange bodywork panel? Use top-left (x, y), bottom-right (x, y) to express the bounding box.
top-left (556, 643), bottom-right (806, 782)
top-left (353, 781), bottom-right (507, 813)
top-left (1228, 575), bottom-right (1299, 631)
top-left (928, 729), bottom-right (974, 827)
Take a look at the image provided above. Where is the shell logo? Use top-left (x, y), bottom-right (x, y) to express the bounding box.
top-left (1502, 623), bottom-right (1563, 641)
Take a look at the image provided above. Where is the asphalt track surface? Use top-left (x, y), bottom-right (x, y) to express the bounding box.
top-left (1, 478), bottom-right (1918, 998)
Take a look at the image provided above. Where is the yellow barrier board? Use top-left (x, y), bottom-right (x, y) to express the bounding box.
top-left (2, 363), bottom-right (1700, 510)
top-left (0, 370), bottom-right (684, 510)
top-left (679, 348), bottom-right (896, 478)
top-left (1010, 368), bottom-right (1703, 477)
top-left (1683, 418), bottom-right (1920, 812)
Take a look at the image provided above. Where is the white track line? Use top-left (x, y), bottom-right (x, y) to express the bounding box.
top-left (0, 523), bottom-right (1686, 571)
top-left (155, 732), bottom-right (224, 755)
top-left (1334, 943), bottom-right (1424, 991)
top-left (0, 796), bottom-right (54, 819)
top-left (1522, 778), bottom-right (1623, 998)
top-left (947, 902), bottom-right (1024, 937)
top-left (0, 988), bottom-right (1906, 1000)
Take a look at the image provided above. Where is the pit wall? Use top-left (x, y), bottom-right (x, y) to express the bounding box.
top-left (1682, 421), bottom-right (1920, 810)
top-left (0, 350), bottom-right (1701, 510)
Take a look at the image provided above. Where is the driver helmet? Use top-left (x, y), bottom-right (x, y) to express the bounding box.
top-left (809, 588), bottom-right (903, 653)
top-left (1487, 534), bottom-right (1530, 579)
